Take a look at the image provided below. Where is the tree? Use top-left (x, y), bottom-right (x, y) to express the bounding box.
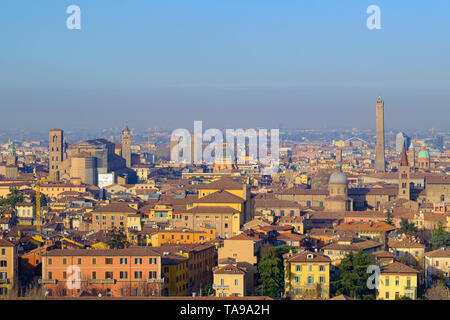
top-left (39, 194), bottom-right (47, 207)
top-left (399, 218), bottom-right (418, 235)
top-left (424, 283), bottom-right (450, 300)
top-left (331, 250), bottom-right (376, 300)
top-left (385, 210), bottom-right (394, 226)
top-left (108, 226), bottom-right (129, 249)
top-left (4, 188), bottom-right (24, 208)
top-left (256, 248), bottom-right (285, 298)
top-left (430, 233), bottom-right (450, 250)
top-left (200, 283), bottom-right (215, 296)
top-left (430, 224), bottom-right (450, 250)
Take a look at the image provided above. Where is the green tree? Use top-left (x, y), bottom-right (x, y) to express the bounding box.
top-left (108, 226), bottom-right (129, 249)
top-left (430, 232), bottom-right (450, 250)
top-left (6, 188), bottom-right (24, 208)
top-left (399, 218), bottom-right (418, 235)
top-left (256, 248), bottom-right (285, 298)
top-left (200, 283), bottom-right (215, 297)
top-left (385, 210), bottom-right (394, 226)
top-left (39, 194), bottom-right (47, 207)
top-left (331, 250), bottom-right (376, 300)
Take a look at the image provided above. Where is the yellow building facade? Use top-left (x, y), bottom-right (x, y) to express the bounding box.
top-left (377, 262), bottom-right (418, 300)
top-left (284, 251), bottom-right (331, 300)
top-left (0, 239), bottom-right (17, 297)
top-left (213, 264), bottom-right (247, 297)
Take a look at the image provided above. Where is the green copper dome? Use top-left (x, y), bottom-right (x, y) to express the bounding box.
top-left (418, 143), bottom-right (429, 159)
top-left (418, 149), bottom-right (430, 158)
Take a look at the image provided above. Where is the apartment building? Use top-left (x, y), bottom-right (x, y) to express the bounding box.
top-left (42, 247), bottom-right (163, 297)
top-left (283, 250), bottom-right (331, 299)
top-left (0, 239), bottom-right (17, 296)
top-left (377, 262), bottom-right (419, 300)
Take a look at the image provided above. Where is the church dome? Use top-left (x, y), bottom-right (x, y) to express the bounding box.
top-left (418, 143), bottom-right (430, 159)
top-left (329, 171), bottom-right (348, 184)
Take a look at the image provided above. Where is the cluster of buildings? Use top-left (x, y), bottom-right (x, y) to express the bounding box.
top-left (0, 97), bottom-right (449, 300)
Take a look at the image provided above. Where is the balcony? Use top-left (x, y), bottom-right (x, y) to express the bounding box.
top-left (39, 279), bottom-right (57, 284)
top-left (147, 278), bottom-right (165, 284)
top-left (88, 279), bottom-right (116, 284)
top-left (213, 284), bottom-right (229, 290)
top-left (0, 279), bottom-right (10, 284)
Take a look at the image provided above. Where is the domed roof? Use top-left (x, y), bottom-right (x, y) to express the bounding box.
top-left (329, 171), bottom-right (348, 184)
top-left (418, 143), bottom-right (430, 159)
top-left (418, 150), bottom-right (430, 158)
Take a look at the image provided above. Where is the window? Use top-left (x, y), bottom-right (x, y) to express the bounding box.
top-left (135, 258), bottom-right (142, 265)
top-left (306, 201), bottom-right (311, 207)
top-left (92, 258), bottom-right (97, 265)
top-left (385, 292), bottom-right (389, 299)
top-left (121, 288), bottom-right (127, 296)
top-left (295, 276), bottom-right (300, 283)
top-left (105, 258), bottom-right (113, 264)
top-left (224, 223), bottom-right (228, 229)
top-left (105, 272), bottom-right (113, 279)
top-left (385, 277), bottom-right (390, 286)
top-left (120, 271), bottom-right (128, 279)
top-left (220, 279), bottom-right (225, 286)
top-left (308, 265), bottom-right (312, 272)
top-left (307, 276), bottom-right (313, 284)
top-left (135, 271), bottom-right (142, 279)
top-left (1, 249), bottom-right (5, 255)
top-left (395, 278), bottom-right (399, 286)
top-left (319, 276), bottom-right (326, 283)
top-left (407, 278), bottom-right (411, 288)
top-left (120, 258), bottom-right (127, 265)
top-left (296, 265), bottom-right (302, 272)
top-left (62, 272), bottom-right (67, 279)
top-left (319, 265), bottom-right (325, 272)
top-left (77, 258), bottom-right (82, 264)
top-left (280, 210), bottom-right (285, 216)
top-left (62, 258), bottom-right (67, 265)
top-left (149, 271), bottom-right (157, 279)
top-left (149, 258), bottom-right (156, 264)
top-left (234, 279), bottom-right (238, 286)
top-left (92, 272), bottom-right (96, 280)
top-left (47, 258), bottom-right (52, 265)
top-left (48, 272), bottom-right (52, 280)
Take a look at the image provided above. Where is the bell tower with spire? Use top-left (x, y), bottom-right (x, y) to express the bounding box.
top-left (398, 143), bottom-right (410, 200)
top-left (6, 138), bottom-right (17, 166)
top-left (121, 125), bottom-right (131, 168)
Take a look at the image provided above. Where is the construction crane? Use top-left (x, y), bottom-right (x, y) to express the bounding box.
top-left (32, 174), bottom-right (56, 232)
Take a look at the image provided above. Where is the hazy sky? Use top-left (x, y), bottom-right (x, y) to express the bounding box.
top-left (1, 1), bottom-right (449, 131)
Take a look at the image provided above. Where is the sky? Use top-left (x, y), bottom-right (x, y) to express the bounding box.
top-left (1, 1), bottom-right (449, 132)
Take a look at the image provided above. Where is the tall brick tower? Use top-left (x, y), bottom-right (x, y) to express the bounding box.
top-left (375, 96), bottom-right (386, 172)
top-left (121, 125), bottom-right (131, 168)
top-left (49, 128), bottom-right (64, 181)
top-left (398, 143), bottom-right (410, 200)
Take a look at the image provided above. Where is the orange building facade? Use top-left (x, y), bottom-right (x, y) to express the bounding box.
top-left (42, 248), bottom-right (163, 297)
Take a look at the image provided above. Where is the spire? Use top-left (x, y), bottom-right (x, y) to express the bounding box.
top-left (122, 124), bottom-right (130, 133)
top-left (400, 142), bottom-right (409, 167)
